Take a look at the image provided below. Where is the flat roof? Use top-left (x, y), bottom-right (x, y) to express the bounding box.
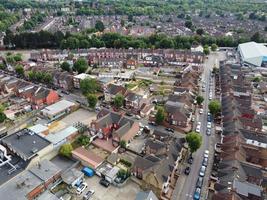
top-left (1, 129), bottom-right (51, 160)
top-left (74, 73), bottom-right (96, 80)
top-left (45, 126), bottom-right (78, 145)
top-left (0, 160), bottom-right (61, 200)
top-left (29, 159), bottom-right (61, 182)
top-left (28, 124), bottom-right (48, 134)
top-left (41, 100), bottom-right (75, 116)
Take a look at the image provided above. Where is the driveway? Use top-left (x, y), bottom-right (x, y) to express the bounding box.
top-left (79, 176), bottom-right (140, 200)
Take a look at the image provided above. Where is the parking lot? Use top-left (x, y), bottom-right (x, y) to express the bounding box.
top-left (79, 175), bottom-right (140, 200)
top-left (61, 109), bottom-right (96, 126)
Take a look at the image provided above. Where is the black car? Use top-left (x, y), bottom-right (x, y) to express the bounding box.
top-left (196, 177), bottom-right (203, 188)
top-left (126, 112), bottom-right (133, 117)
top-left (188, 156), bottom-right (194, 164)
top-left (99, 179), bottom-right (110, 188)
top-left (184, 166), bottom-right (191, 175)
top-left (61, 90), bottom-right (70, 95)
top-left (165, 127), bottom-right (174, 133)
top-left (148, 121), bottom-right (157, 126)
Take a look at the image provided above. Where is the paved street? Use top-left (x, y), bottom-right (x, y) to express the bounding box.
top-left (174, 51), bottom-right (225, 200)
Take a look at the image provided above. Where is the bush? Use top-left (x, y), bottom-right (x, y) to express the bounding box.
top-left (120, 159), bottom-right (132, 168)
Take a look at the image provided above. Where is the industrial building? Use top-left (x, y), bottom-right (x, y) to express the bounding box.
top-left (238, 42), bottom-right (267, 67)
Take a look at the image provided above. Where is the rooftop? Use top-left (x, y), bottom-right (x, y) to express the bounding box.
top-left (1, 129), bottom-right (51, 161)
top-left (45, 126), bottom-right (78, 145)
top-left (239, 42), bottom-right (267, 59)
top-left (41, 100), bottom-right (75, 116)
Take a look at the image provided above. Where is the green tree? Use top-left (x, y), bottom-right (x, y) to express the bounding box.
top-left (119, 140), bottom-right (127, 148)
top-left (253, 76), bottom-right (261, 82)
top-left (95, 20), bottom-right (105, 32)
top-left (204, 47), bottom-right (210, 55)
top-left (196, 28), bottom-right (204, 35)
top-left (66, 37), bottom-right (80, 49)
top-left (15, 64), bottom-right (24, 76)
top-left (43, 73), bottom-right (52, 84)
top-left (60, 61), bottom-right (71, 72)
top-left (80, 78), bottom-right (100, 95)
top-left (185, 20), bottom-right (193, 29)
top-left (251, 32), bottom-right (261, 42)
top-left (59, 143), bottom-right (73, 157)
top-left (158, 38), bottom-right (175, 48)
top-left (79, 39), bottom-right (90, 49)
top-left (114, 94), bottom-right (124, 108)
top-left (0, 112), bottom-right (6, 123)
top-left (13, 53), bottom-right (22, 62)
top-left (186, 132), bottom-right (202, 153)
top-left (196, 95), bottom-right (204, 105)
top-left (208, 100), bottom-right (221, 116)
top-left (76, 135), bottom-right (90, 146)
top-left (87, 94), bottom-right (97, 109)
top-left (211, 43), bottom-right (218, 51)
top-left (73, 58), bottom-right (88, 74)
top-left (155, 106), bottom-right (166, 124)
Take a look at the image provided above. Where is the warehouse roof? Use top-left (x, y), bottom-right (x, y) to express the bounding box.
top-left (45, 126), bottom-right (78, 145)
top-left (41, 100), bottom-right (75, 116)
top-left (239, 42), bottom-right (267, 59)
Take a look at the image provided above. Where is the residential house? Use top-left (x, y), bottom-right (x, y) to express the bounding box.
top-left (104, 84), bottom-right (126, 102)
top-left (164, 101), bottom-right (192, 128)
top-left (90, 109), bottom-right (139, 147)
top-left (125, 55), bottom-right (138, 69)
top-left (125, 92), bottom-right (146, 111)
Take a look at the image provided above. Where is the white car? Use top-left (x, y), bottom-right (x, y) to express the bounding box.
top-left (199, 165), bottom-right (206, 177)
top-left (196, 125), bottom-right (201, 133)
top-left (139, 123), bottom-right (144, 128)
top-left (199, 109), bottom-right (203, 114)
top-left (197, 122), bottom-right (201, 126)
top-left (204, 150), bottom-right (209, 158)
top-left (77, 182), bottom-right (88, 195)
top-left (135, 115), bottom-right (141, 120)
top-left (207, 122), bottom-right (212, 129)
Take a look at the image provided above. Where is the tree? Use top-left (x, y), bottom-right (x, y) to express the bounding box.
top-left (59, 143), bottom-right (73, 157)
top-left (66, 37), bottom-right (80, 49)
top-left (0, 112), bottom-right (6, 123)
top-left (253, 76), bottom-right (261, 82)
top-left (13, 53), bottom-right (22, 62)
top-left (158, 38), bottom-right (175, 48)
top-left (95, 20), bottom-right (105, 32)
top-left (208, 100), bottom-right (221, 116)
top-left (80, 78), bottom-right (100, 95)
top-left (87, 94), bottom-right (97, 109)
top-left (76, 135), bottom-right (90, 146)
top-left (114, 94), bottom-right (124, 108)
top-left (251, 32), bottom-right (261, 42)
top-left (79, 39), bottom-right (89, 49)
top-left (73, 58), bottom-right (88, 74)
top-left (60, 61), bottom-right (71, 72)
top-left (186, 132), bottom-right (202, 153)
top-left (155, 106), bottom-right (166, 124)
top-left (119, 140), bottom-right (127, 148)
top-left (15, 64), bottom-right (24, 76)
top-left (211, 43), bottom-right (218, 51)
top-left (196, 28), bottom-right (204, 35)
top-left (185, 20), bottom-right (193, 29)
top-left (196, 96), bottom-right (204, 105)
top-left (204, 47), bottom-right (210, 55)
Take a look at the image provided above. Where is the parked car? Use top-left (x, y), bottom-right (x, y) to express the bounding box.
top-left (196, 177), bottom-right (203, 188)
top-left (165, 127), bottom-right (174, 133)
top-left (83, 190), bottom-right (95, 200)
top-left (199, 108), bottom-right (203, 114)
top-left (77, 182), bottom-right (88, 195)
top-left (196, 125), bottom-right (201, 133)
top-left (135, 115), bottom-right (141, 120)
top-left (199, 165), bottom-right (206, 177)
top-left (206, 128), bottom-right (211, 136)
top-left (99, 179), bottom-right (110, 187)
top-left (203, 157), bottom-right (208, 167)
top-left (188, 156), bottom-right (194, 164)
top-left (61, 90), bottom-right (70, 95)
top-left (184, 166), bottom-right (191, 175)
top-left (148, 121), bottom-right (157, 126)
top-left (207, 122), bottom-right (212, 129)
top-left (204, 150), bottom-right (209, 158)
top-left (194, 188), bottom-right (201, 200)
